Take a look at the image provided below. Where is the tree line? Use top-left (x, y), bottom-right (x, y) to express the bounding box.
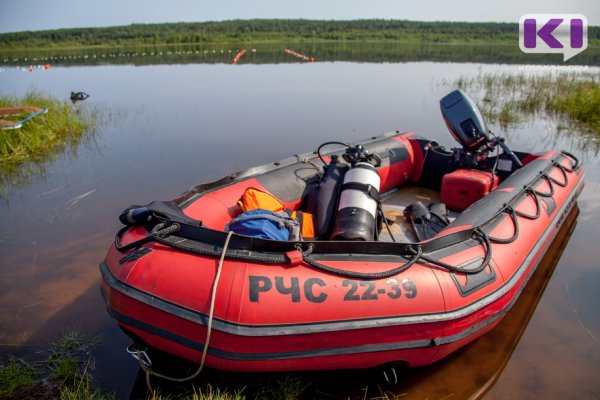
top-left (0, 19), bottom-right (526, 49)
top-left (2, 19), bottom-right (598, 50)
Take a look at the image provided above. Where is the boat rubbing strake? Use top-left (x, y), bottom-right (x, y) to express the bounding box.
top-left (100, 90), bottom-right (584, 375)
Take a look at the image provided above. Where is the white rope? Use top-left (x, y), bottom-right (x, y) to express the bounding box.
top-left (145, 230), bottom-right (234, 391)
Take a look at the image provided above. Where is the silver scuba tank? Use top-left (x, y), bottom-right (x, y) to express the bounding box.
top-left (330, 162), bottom-right (381, 241)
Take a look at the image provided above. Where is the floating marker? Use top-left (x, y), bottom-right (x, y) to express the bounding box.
top-left (232, 49), bottom-right (247, 64)
top-left (283, 48), bottom-right (315, 62)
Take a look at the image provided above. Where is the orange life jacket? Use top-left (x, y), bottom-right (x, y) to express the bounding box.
top-left (238, 187), bottom-right (314, 239)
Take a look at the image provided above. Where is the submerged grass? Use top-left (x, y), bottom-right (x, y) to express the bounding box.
top-left (0, 90), bottom-right (95, 201)
top-left (1, 336), bottom-right (405, 400)
top-left (451, 71), bottom-right (600, 134)
top-left (45, 331), bottom-right (99, 387)
top-left (0, 358), bottom-right (37, 398)
top-left (0, 330), bottom-right (113, 400)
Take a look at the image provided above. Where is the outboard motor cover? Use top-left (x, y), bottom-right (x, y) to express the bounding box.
top-left (440, 89), bottom-right (490, 152)
top-left (331, 162), bottom-right (381, 241)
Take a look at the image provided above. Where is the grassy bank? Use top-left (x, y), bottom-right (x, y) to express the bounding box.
top-left (0, 90), bottom-right (94, 161)
top-left (0, 331), bottom-right (112, 399)
top-left (0, 90), bottom-right (95, 201)
top-left (451, 71), bottom-right (600, 134)
top-left (1, 337), bottom-right (399, 400)
top-left (1, 338), bottom-right (326, 400)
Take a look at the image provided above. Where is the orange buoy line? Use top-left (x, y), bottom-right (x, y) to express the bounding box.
top-left (232, 49), bottom-right (247, 64)
top-left (13, 64), bottom-right (52, 73)
top-left (284, 48), bottom-right (315, 62)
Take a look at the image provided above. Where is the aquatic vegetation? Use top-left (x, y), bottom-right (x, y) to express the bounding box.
top-left (0, 331), bottom-right (113, 400)
top-left (0, 358), bottom-right (37, 398)
top-left (0, 90), bottom-right (96, 201)
top-left (451, 71), bottom-right (600, 134)
top-left (187, 385), bottom-right (246, 400)
top-left (44, 331), bottom-right (99, 385)
top-left (253, 374), bottom-right (309, 400)
top-left (0, 90), bottom-right (95, 160)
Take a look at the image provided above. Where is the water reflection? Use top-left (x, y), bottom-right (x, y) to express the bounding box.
top-left (2, 42), bottom-right (599, 68)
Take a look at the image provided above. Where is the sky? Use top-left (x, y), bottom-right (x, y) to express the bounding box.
top-left (0, 0), bottom-right (598, 33)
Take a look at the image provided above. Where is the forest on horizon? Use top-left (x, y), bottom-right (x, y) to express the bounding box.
top-left (0, 19), bottom-right (557, 49)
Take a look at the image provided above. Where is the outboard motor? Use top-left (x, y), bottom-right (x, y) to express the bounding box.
top-left (331, 146), bottom-right (381, 241)
top-left (440, 89), bottom-right (523, 168)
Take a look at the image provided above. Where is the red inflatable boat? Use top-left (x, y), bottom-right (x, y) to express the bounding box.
top-left (100, 91), bottom-right (583, 376)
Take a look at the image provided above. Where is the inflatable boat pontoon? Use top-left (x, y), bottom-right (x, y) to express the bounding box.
top-left (100, 90), bottom-right (583, 377)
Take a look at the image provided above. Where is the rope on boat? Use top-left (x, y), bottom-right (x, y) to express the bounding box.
top-left (150, 224), bottom-right (289, 265)
top-left (118, 151), bottom-right (580, 385)
top-left (296, 152), bottom-right (578, 278)
top-left (125, 151), bottom-right (580, 281)
top-left (295, 227), bottom-right (492, 278)
top-left (485, 153), bottom-right (576, 245)
top-left (295, 243), bottom-right (423, 279)
top-left (140, 230), bottom-right (234, 391)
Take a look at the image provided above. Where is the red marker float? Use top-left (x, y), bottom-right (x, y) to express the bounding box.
top-left (232, 49), bottom-right (247, 64)
top-left (284, 49), bottom-right (315, 62)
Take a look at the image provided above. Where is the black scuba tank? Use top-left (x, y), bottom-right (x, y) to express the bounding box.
top-left (305, 154), bottom-right (349, 239)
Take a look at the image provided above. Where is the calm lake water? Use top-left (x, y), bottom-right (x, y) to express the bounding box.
top-left (1, 44), bottom-right (599, 398)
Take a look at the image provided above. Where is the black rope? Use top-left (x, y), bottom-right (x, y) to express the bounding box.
top-left (151, 223), bottom-right (289, 265)
top-left (560, 150), bottom-right (580, 172)
top-left (513, 188), bottom-right (541, 220)
top-left (296, 228), bottom-right (492, 279)
top-left (487, 207), bottom-right (520, 244)
top-left (152, 222), bottom-right (181, 237)
top-left (316, 141), bottom-right (350, 167)
top-left (295, 243), bottom-right (422, 279)
top-left (419, 229), bottom-right (492, 274)
top-left (533, 174), bottom-right (556, 198)
top-left (547, 161), bottom-right (569, 187)
top-left (118, 152), bottom-right (576, 281)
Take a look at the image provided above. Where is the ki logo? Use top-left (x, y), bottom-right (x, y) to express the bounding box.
top-left (519, 14), bottom-right (588, 61)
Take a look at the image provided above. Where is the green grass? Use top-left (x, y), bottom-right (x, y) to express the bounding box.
top-left (1, 336), bottom-right (406, 400)
top-left (0, 90), bottom-right (94, 161)
top-left (148, 385), bottom-right (246, 400)
top-left (145, 374), bottom-right (307, 400)
top-left (254, 374), bottom-right (309, 400)
top-left (44, 331), bottom-right (99, 385)
top-left (0, 90), bottom-right (95, 201)
top-left (0, 358), bottom-right (37, 398)
top-left (0, 331), bottom-right (114, 400)
top-left (547, 80), bottom-right (600, 131)
top-left (451, 72), bottom-right (600, 134)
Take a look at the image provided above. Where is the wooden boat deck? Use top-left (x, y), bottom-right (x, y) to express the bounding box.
top-left (379, 185), bottom-right (457, 243)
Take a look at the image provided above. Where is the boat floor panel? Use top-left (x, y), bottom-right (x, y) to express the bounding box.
top-left (379, 185), bottom-right (456, 243)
